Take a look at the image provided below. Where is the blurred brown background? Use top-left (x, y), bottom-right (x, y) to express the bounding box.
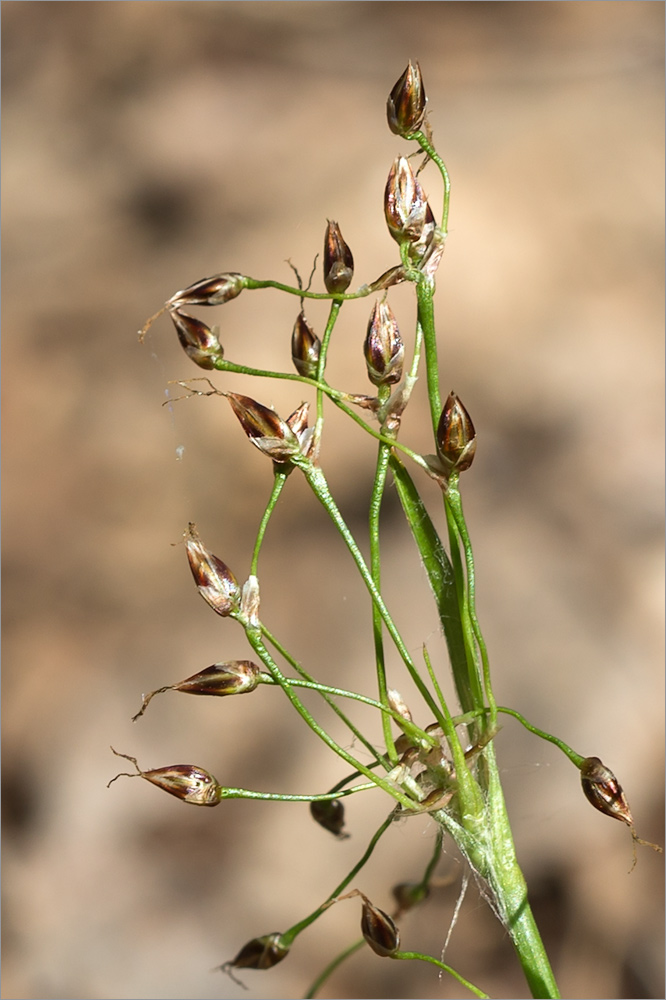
top-left (2, 3), bottom-right (664, 999)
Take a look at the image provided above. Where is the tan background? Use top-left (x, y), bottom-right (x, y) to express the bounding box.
top-left (2, 3), bottom-right (664, 999)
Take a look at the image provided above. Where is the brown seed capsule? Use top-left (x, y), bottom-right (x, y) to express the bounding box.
top-left (310, 799), bottom-right (349, 839)
top-left (225, 392), bottom-right (301, 463)
top-left (580, 756), bottom-right (634, 828)
top-left (387, 61), bottom-right (427, 137)
top-left (185, 523), bottom-right (241, 617)
top-left (167, 272), bottom-right (245, 308)
top-left (108, 749), bottom-right (223, 806)
top-left (169, 309), bottom-right (223, 370)
top-left (132, 661), bottom-right (262, 720)
top-left (384, 157), bottom-right (428, 247)
top-left (323, 221), bottom-right (354, 294)
top-left (364, 301), bottom-right (404, 387)
top-left (436, 392), bottom-right (477, 473)
top-left (360, 896), bottom-right (400, 957)
top-left (291, 311), bottom-right (321, 378)
top-left (226, 933), bottom-right (289, 971)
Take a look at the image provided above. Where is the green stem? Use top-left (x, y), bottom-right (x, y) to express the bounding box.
top-left (283, 810), bottom-right (396, 945)
top-left (393, 952), bottom-right (488, 999)
top-left (250, 469), bottom-right (289, 576)
top-left (416, 278), bottom-right (441, 436)
top-left (368, 412), bottom-right (398, 763)
top-left (300, 463), bottom-right (447, 731)
top-left (314, 300), bottom-right (343, 447)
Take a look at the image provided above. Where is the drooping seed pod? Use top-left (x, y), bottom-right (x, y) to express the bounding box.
top-left (310, 799), bottom-right (349, 839)
top-left (323, 221), bottom-right (354, 294)
top-left (225, 392), bottom-right (302, 463)
top-left (225, 933), bottom-right (290, 971)
top-left (167, 272), bottom-right (245, 308)
top-left (384, 156), bottom-right (428, 247)
top-left (185, 523), bottom-right (241, 617)
top-left (108, 748), bottom-right (223, 806)
top-left (580, 756), bottom-right (634, 828)
top-left (436, 392), bottom-right (477, 473)
top-left (387, 61), bottom-right (427, 137)
top-left (169, 309), bottom-right (223, 370)
top-left (132, 661), bottom-right (262, 721)
top-left (360, 895), bottom-right (400, 957)
top-left (291, 310), bottom-right (321, 378)
top-left (364, 301), bottom-right (404, 387)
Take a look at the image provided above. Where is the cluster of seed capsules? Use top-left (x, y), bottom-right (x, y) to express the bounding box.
top-left (120, 61), bottom-right (659, 979)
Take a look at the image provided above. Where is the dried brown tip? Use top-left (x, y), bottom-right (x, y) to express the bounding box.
top-left (580, 756), bottom-right (634, 828)
top-left (323, 221), bottom-right (354, 294)
top-left (167, 272), bottom-right (245, 309)
top-left (387, 61), bottom-right (427, 137)
top-left (222, 933), bottom-right (289, 975)
top-left (360, 895), bottom-right (400, 957)
top-left (384, 156), bottom-right (427, 247)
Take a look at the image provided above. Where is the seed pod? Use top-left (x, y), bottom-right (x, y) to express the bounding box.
top-left (108, 749), bottom-right (223, 806)
top-left (169, 309), bottom-right (223, 369)
top-left (384, 156), bottom-right (428, 247)
top-left (132, 661), bottom-right (262, 720)
top-left (185, 523), bottom-right (241, 617)
top-left (226, 933), bottom-right (290, 971)
top-left (387, 61), bottom-right (426, 137)
top-left (364, 301), bottom-right (404, 387)
top-left (225, 392), bottom-right (301, 463)
top-left (291, 311), bottom-right (321, 378)
top-left (323, 221), bottom-right (354, 294)
top-left (360, 896), bottom-right (400, 957)
top-left (580, 756), bottom-right (634, 828)
top-left (168, 272), bottom-right (245, 308)
top-left (310, 799), bottom-right (348, 839)
top-left (436, 392), bottom-right (476, 473)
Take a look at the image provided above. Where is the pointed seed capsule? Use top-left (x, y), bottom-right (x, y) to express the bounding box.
top-left (364, 301), bottom-right (404, 387)
top-left (323, 221), bottom-right (354, 294)
top-left (170, 309), bottom-right (223, 369)
top-left (167, 272), bottom-right (245, 308)
top-left (387, 61), bottom-right (427, 137)
top-left (384, 156), bottom-right (428, 247)
top-left (436, 392), bottom-right (477, 472)
top-left (185, 523), bottom-right (241, 617)
top-left (226, 933), bottom-right (290, 971)
top-left (225, 392), bottom-right (302, 462)
top-left (360, 896), bottom-right (400, 957)
top-left (291, 310), bottom-right (321, 378)
top-left (392, 881), bottom-right (430, 913)
top-left (108, 748), bottom-right (223, 806)
top-left (132, 661), bottom-right (262, 720)
top-left (310, 799), bottom-right (349, 839)
top-left (580, 756), bottom-right (634, 827)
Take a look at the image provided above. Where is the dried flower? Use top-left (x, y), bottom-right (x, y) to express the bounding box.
top-left (364, 301), bottom-right (404, 387)
top-left (167, 272), bottom-right (245, 308)
top-left (108, 748), bottom-right (223, 806)
top-left (185, 523), bottom-right (241, 617)
top-left (323, 221), bottom-right (354, 294)
top-left (132, 661), bottom-right (262, 721)
top-left (291, 310), bottom-right (321, 378)
top-left (580, 756), bottom-right (634, 828)
top-left (170, 309), bottom-right (223, 369)
top-left (384, 156), bottom-right (428, 247)
top-left (225, 392), bottom-right (302, 463)
top-left (310, 799), bottom-right (349, 839)
top-left (436, 392), bottom-right (476, 473)
top-left (392, 881), bottom-right (430, 913)
top-left (360, 895), bottom-right (400, 957)
top-left (387, 61), bottom-right (427, 137)
top-left (224, 933), bottom-right (290, 971)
